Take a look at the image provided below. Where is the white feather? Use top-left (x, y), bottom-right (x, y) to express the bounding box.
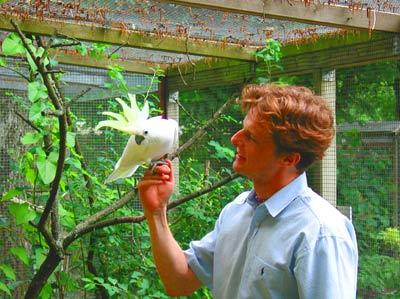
top-left (104, 117), bottom-right (178, 183)
top-left (95, 94), bottom-right (178, 183)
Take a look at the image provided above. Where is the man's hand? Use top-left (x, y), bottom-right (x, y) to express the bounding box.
top-left (138, 159), bottom-right (174, 215)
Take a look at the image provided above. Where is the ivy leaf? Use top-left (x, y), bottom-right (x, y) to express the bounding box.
top-left (66, 132), bottom-right (76, 148)
top-left (8, 202), bottom-right (36, 225)
top-left (0, 264), bottom-right (16, 281)
top-left (0, 281), bottom-right (11, 296)
top-left (1, 33), bottom-right (25, 55)
top-left (36, 155), bottom-right (57, 185)
top-left (28, 81), bottom-right (48, 102)
top-left (28, 101), bottom-right (47, 121)
top-left (39, 282), bottom-right (52, 299)
top-left (10, 246), bottom-right (29, 265)
top-left (0, 57), bottom-right (6, 67)
top-left (1, 188), bottom-right (23, 201)
top-left (21, 132), bottom-right (42, 145)
top-left (33, 247), bottom-right (47, 271)
top-left (65, 157), bottom-right (82, 170)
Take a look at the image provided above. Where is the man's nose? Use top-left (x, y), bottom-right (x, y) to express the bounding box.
top-left (231, 130), bottom-right (241, 146)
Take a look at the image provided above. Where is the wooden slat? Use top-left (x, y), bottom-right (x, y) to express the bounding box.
top-left (168, 34), bottom-right (400, 91)
top-left (0, 13), bottom-right (257, 61)
top-left (0, 49), bottom-right (162, 74)
top-left (165, 0), bottom-right (400, 33)
top-left (54, 51), bottom-right (162, 74)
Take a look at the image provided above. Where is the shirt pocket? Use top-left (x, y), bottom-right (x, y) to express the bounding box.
top-left (247, 256), bottom-right (291, 299)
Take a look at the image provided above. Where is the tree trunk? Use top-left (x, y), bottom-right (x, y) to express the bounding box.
top-left (24, 249), bottom-right (62, 299)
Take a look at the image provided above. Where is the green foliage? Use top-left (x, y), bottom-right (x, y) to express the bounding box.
top-left (254, 38), bottom-right (283, 83)
top-left (208, 140), bottom-right (235, 161)
top-left (10, 247), bottom-right (29, 266)
top-left (335, 62), bottom-right (399, 297)
top-left (358, 254), bottom-right (400, 298)
top-left (8, 202), bottom-right (36, 225)
top-left (2, 33), bottom-right (25, 55)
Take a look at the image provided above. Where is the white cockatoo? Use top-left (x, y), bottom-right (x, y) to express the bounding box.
top-left (95, 94), bottom-right (178, 183)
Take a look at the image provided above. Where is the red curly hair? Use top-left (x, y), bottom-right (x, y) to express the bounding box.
top-left (240, 84), bottom-right (334, 173)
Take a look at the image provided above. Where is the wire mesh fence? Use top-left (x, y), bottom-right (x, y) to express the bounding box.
top-left (0, 35), bottom-right (400, 298)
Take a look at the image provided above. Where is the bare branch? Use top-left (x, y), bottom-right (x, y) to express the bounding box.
top-left (175, 98), bottom-right (202, 126)
top-left (170, 94), bottom-right (237, 160)
top-left (15, 111), bottom-right (41, 132)
top-left (64, 173), bottom-right (241, 244)
top-left (63, 189), bottom-right (137, 247)
top-left (0, 64), bottom-right (30, 81)
top-left (167, 172), bottom-right (240, 210)
top-left (67, 87), bottom-right (92, 107)
top-left (51, 41), bottom-right (81, 49)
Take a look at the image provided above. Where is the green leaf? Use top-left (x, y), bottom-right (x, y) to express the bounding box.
top-left (21, 132), bottom-right (42, 145)
top-left (0, 281), bottom-right (11, 296)
top-left (75, 44), bottom-right (87, 56)
top-left (39, 282), bottom-right (52, 299)
top-left (34, 247), bottom-right (47, 271)
top-left (0, 57), bottom-right (6, 67)
top-left (0, 264), bottom-right (16, 281)
top-left (10, 246), bottom-right (29, 265)
top-left (28, 101), bottom-right (47, 121)
top-left (66, 132), bottom-right (76, 148)
top-left (108, 277), bottom-right (118, 285)
top-left (28, 81), bottom-right (48, 102)
top-left (26, 51), bottom-right (37, 73)
top-left (1, 33), bottom-right (25, 55)
top-left (65, 157), bottom-right (82, 170)
top-left (36, 156), bottom-right (57, 185)
top-left (59, 204), bottom-right (75, 229)
top-left (8, 202), bottom-right (36, 225)
top-left (1, 188), bottom-right (22, 201)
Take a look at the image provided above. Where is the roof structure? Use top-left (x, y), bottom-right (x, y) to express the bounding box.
top-left (0, 0), bottom-right (400, 77)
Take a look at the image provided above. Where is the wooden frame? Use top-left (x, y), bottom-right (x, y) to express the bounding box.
top-left (0, 13), bottom-right (258, 61)
top-left (166, 0), bottom-right (400, 33)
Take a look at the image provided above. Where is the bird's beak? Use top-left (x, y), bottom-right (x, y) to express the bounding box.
top-left (135, 134), bottom-right (145, 145)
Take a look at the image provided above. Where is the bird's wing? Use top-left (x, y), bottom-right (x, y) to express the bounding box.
top-left (104, 136), bottom-right (147, 183)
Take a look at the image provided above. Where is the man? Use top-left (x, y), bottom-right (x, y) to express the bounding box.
top-left (138, 84), bottom-right (358, 298)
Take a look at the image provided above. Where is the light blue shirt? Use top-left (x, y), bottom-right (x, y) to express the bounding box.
top-left (184, 173), bottom-right (358, 299)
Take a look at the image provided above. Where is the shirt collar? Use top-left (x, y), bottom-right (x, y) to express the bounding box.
top-left (246, 172), bottom-right (308, 217)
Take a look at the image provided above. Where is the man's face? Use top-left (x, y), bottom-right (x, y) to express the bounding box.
top-left (231, 110), bottom-right (282, 182)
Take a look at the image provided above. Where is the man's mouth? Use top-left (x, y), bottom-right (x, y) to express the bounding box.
top-left (235, 153), bottom-right (246, 161)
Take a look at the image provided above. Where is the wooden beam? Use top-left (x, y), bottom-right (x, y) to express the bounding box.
top-left (53, 51), bottom-right (163, 74)
top-left (165, 0), bottom-right (400, 33)
top-left (0, 13), bottom-right (257, 61)
top-left (167, 31), bottom-right (384, 76)
top-left (0, 49), bottom-right (162, 74)
top-left (168, 33), bottom-right (400, 91)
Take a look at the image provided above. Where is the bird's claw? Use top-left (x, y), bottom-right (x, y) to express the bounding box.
top-left (150, 160), bottom-right (168, 175)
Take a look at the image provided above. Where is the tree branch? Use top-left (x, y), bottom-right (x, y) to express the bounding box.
top-left (9, 21), bottom-right (69, 229)
top-left (63, 172), bottom-right (241, 244)
top-left (170, 94), bottom-right (237, 160)
top-left (15, 111), bottom-right (41, 132)
top-left (63, 189), bottom-right (137, 247)
top-left (0, 64), bottom-right (30, 81)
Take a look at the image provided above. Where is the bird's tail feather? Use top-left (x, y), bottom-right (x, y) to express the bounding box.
top-left (104, 165), bottom-right (139, 184)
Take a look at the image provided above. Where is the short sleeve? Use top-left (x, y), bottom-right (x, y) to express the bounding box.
top-left (184, 209), bottom-right (225, 289)
top-left (294, 234), bottom-right (358, 299)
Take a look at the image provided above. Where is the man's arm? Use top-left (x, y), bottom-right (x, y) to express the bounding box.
top-left (138, 160), bottom-right (202, 296)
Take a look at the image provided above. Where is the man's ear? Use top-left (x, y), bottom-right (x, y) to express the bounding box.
top-left (280, 152), bottom-right (301, 167)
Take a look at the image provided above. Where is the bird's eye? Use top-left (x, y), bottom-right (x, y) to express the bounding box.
top-left (144, 130), bottom-right (148, 135)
